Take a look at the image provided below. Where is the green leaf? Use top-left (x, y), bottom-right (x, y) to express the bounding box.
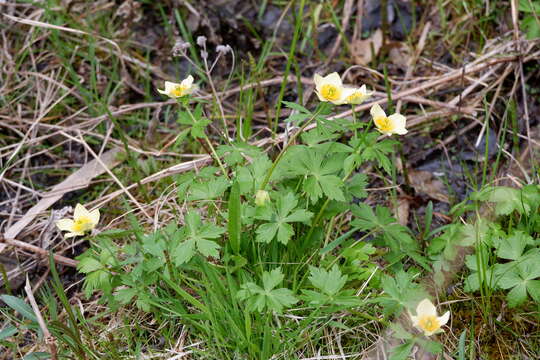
top-left (0, 295), bottom-right (37, 322)
top-left (237, 268), bottom-right (298, 313)
top-left (318, 174), bottom-right (345, 201)
top-left (282, 101), bottom-right (310, 113)
top-left (197, 239), bottom-right (221, 258)
top-left (348, 173), bottom-right (368, 198)
top-left (519, 0), bottom-right (540, 13)
top-left (255, 223), bottom-right (280, 244)
top-left (283, 147), bottom-right (345, 202)
top-left (115, 287), bottom-right (137, 304)
top-left (389, 322), bottom-right (413, 340)
top-left (172, 211), bottom-right (224, 265)
top-left (0, 325), bottom-right (18, 340)
top-left (495, 231), bottom-right (531, 260)
top-left (308, 265), bottom-right (347, 296)
top-left (172, 239), bottom-right (196, 265)
top-left (389, 341), bottom-right (414, 360)
top-left (77, 257), bottom-right (103, 273)
top-left (377, 271), bottom-right (428, 316)
top-left (473, 186), bottom-right (530, 215)
top-left (255, 192), bottom-right (312, 245)
top-left (506, 283), bottom-right (528, 308)
top-left (188, 176), bottom-right (230, 200)
top-left (523, 15), bottom-right (540, 39)
top-left (228, 181), bottom-right (242, 253)
top-left (527, 280), bottom-right (540, 302)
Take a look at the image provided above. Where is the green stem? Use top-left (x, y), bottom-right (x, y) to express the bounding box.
top-left (202, 133), bottom-right (229, 179)
top-left (181, 103), bottom-right (229, 179)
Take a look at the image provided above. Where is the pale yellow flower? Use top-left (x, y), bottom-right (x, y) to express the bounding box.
top-left (314, 72), bottom-right (345, 104)
top-left (56, 204), bottom-right (100, 238)
top-left (370, 103), bottom-right (407, 136)
top-left (157, 75), bottom-right (196, 98)
top-left (255, 190), bottom-right (270, 207)
top-left (342, 85), bottom-right (373, 105)
top-left (410, 298), bottom-right (450, 336)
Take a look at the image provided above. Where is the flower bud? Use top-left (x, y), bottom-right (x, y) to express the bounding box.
top-left (255, 190), bottom-right (270, 207)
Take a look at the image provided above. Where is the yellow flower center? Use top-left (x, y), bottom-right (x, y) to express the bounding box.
top-left (418, 315), bottom-right (440, 333)
top-left (72, 216), bottom-right (94, 233)
top-left (171, 85), bottom-right (188, 97)
top-left (374, 116), bottom-right (394, 132)
top-left (320, 84), bottom-right (341, 101)
top-left (347, 93), bottom-right (362, 102)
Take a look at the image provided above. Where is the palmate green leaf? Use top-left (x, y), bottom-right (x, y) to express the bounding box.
top-left (236, 155), bottom-right (273, 194)
top-left (255, 192), bottom-right (313, 245)
top-left (283, 147), bottom-right (345, 202)
top-left (347, 173), bottom-right (368, 198)
top-left (506, 283), bottom-right (528, 308)
top-left (495, 231), bottom-right (532, 260)
top-left (473, 186), bottom-right (530, 215)
top-left (495, 250), bottom-right (540, 307)
top-left (308, 265), bottom-right (347, 296)
top-left (217, 142), bottom-right (262, 166)
top-left (359, 133), bottom-right (397, 174)
top-left (377, 271), bottom-right (428, 316)
top-left (389, 341), bottom-right (414, 360)
top-left (172, 211), bottom-right (224, 265)
top-left (302, 265), bottom-right (361, 308)
top-left (77, 257), bottom-right (103, 273)
top-left (237, 268), bottom-right (298, 313)
top-left (188, 176), bottom-right (230, 201)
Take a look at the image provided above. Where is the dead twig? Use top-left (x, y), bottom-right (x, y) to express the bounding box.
top-left (1, 237), bottom-right (78, 267)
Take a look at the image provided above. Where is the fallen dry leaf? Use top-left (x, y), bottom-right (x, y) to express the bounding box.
top-left (394, 196), bottom-right (410, 226)
top-left (388, 41), bottom-right (412, 70)
top-left (408, 169), bottom-right (450, 203)
top-left (350, 28), bottom-right (383, 65)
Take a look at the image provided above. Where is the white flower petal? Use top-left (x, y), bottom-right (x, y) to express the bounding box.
top-left (416, 299), bottom-right (437, 317)
top-left (181, 75), bottom-right (194, 88)
top-left (163, 81), bottom-right (179, 93)
top-left (325, 72), bottom-right (343, 87)
top-left (438, 311), bottom-right (450, 326)
top-left (185, 83), bottom-right (198, 95)
top-left (56, 219), bottom-right (75, 232)
top-left (313, 74), bottom-right (323, 88)
top-left (388, 113), bottom-right (406, 128)
top-left (89, 209), bottom-right (100, 226)
top-left (74, 204), bottom-right (90, 220)
top-left (370, 103), bottom-right (386, 119)
top-left (409, 311), bottom-right (419, 326)
top-left (64, 231), bottom-right (81, 238)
